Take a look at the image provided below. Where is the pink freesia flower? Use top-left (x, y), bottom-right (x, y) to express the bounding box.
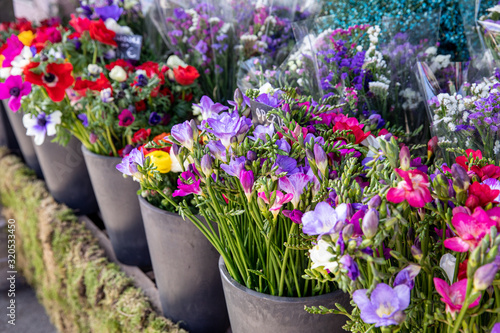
top-left (2, 34), bottom-right (23, 68)
top-left (444, 207), bottom-right (496, 252)
top-left (0, 75), bottom-right (31, 111)
top-left (172, 171), bottom-right (202, 197)
top-left (386, 168), bottom-right (432, 208)
top-left (258, 190), bottom-right (293, 217)
top-left (434, 278), bottom-right (480, 318)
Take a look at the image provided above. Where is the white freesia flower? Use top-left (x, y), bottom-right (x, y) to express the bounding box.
top-left (309, 239), bottom-right (338, 271)
top-left (259, 82), bottom-right (274, 95)
top-left (109, 66), bottom-right (128, 82)
top-left (440, 253), bottom-right (456, 283)
top-left (105, 18), bottom-right (133, 35)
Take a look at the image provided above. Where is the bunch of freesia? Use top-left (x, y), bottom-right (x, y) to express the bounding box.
top-left (426, 75), bottom-right (500, 163)
top-left (118, 85), bottom-right (402, 298)
top-left (301, 133), bottom-right (500, 332)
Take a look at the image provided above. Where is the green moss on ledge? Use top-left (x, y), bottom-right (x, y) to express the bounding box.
top-left (0, 148), bottom-right (185, 333)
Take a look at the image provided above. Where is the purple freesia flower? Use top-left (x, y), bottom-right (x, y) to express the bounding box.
top-left (250, 124), bottom-right (274, 142)
top-left (95, 5), bottom-right (123, 21)
top-left (353, 283), bottom-right (410, 327)
top-left (2, 35), bottom-right (23, 68)
top-left (206, 112), bottom-right (252, 148)
top-left (282, 209), bottom-right (304, 224)
top-left (116, 148), bottom-right (144, 178)
top-left (394, 264), bottom-right (421, 290)
top-left (171, 120), bottom-right (196, 151)
top-left (221, 156), bottom-right (246, 177)
top-left (340, 254), bottom-right (360, 280)
top-left (276, 139), bottom-right (291, 153)
top-left (78, 114), bottom-right (88, 127)
top-left (279, 172), bottom-right (311, 208)
top-left (22, 111), bottom-right (62, 145)
top-left (172, 171), bottom-right (202, 197)
top-left (194, 95), bottom-right (228, 120)
top-left (207, 140), bottom-right (227, 161)
top-left (274, 155), bottom-right (299, 176)
top-left (301, 202), bottom-right (348, 237)
top-left (255, 93), bottom-right (281, 108)
top-left (0, 75), bottom-right (32, 111)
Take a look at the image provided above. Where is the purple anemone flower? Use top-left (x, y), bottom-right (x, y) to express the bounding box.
top-left (116, 148), bottom-right (144, 178)
top-left (172, 171), bottom-right (202, 197)
top-left (194, 95), bottom-right (228, 120)
top-left (95, 5), bottom-right (123, 21)
top-left (0, 75), bottom-right (32, 111)
top-left (206, 112), bottom-right (252, 148)
top-left (279, 172), bottom-right (312, 208)
top-left (353, 283), bottom-right (410, 327)
top-left (301, 202), bottom-right (348, 238)
top-left (78, 114), bottom-right (88, 127)
top-left (221, 156), bottom-right (246, 177)
top-left (149, 112), bottom-right (162, 126)
top-left (22, 111), bottom-right (62, 145)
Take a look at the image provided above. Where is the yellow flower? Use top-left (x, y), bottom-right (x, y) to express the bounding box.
top-left (18, 31), bottom-right (35, 47)
top-left (147, 151), bottom-right (172, 173)
top-left (0, 54), bottom-right (4, 67)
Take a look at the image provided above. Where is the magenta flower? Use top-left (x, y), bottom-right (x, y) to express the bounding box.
top-left (258, 190), bottom-right (293, 217)
top-left (444, 207), bottom-right (496, 252)
top-left (0, 75), bottom-right (31, 111)
top-left (118, 109), bottom-right (135, 127)
top-left (2, 35), bottom-right (23, 68)
top-left (279, 172), bottom-right (312, 208)
top-left (240, 170), bottom-right (254, 201)
top-left (386, 168), bottom-right (432, 208)
top-left (282, 209), bottom-right (304, 224)
top-left (434, 278), bottom-right (481, 317)
top-left (172, 171), bottom-right (203, 197)
top-left (353, 283), bottom-right (410, 327)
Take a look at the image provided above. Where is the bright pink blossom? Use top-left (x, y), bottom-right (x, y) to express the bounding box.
top-left (444, 207), bottom-right (496, 252)
top-left (172, 171), bottom-right (202, 197)
top-left (0, 75), bottom-right (31, 111)
top-left (1, 34), bottom-right (23, 68)
top-left (465, 182), bottom-right (500, 210)
top-left (434, 278), bottom-right (481, 317)
top-left (258, 190), bottom-right (293, 216)
top-left (386, 169), bottom-right (432, 208)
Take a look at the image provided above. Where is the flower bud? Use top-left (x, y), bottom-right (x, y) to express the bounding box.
top-left (451, 163), bottom-right (470, 192)
top-left (89, 132), bottom-right (98, 144)
top-left (368, 195), bottom-right (381, 208)
top-left (190, 119), bottom-right (199, 143)
top-left (200, 154), bottom-right (213, 178)
top-left (427, 136), bottom-right (438, 160)
top-left (411, 244), bottom-right (423, 261)
top-left (343, 224), bottom-right (354, 239)
top-left (233, 88), bottom-right (244, 106)
top-left (247, 150), bottom-right (257, 161)
top-left (399, 145), bottom-right (410, 171)
top-left (473, 263), bottom-right (499, 291)
top-left (240, 170), bottom-right (254, 202)
top-left (362, 208), bottom-right (379, 239)
top-left (314, 144), bottom-right (328, 176)
top-left (109, 65), bottom-right (128, 82)
top-left (88, 64), bottom-right (102, 75)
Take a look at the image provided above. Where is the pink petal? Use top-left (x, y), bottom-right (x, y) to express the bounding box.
top-left (8, 96), bottom-right (21, 112)
top-left (444, 237), bottom-right (470, 252)
top-left (433, 277), bottom-right (449, 299)
top-left (387, 187), bottom-right (405, 204)
top-left (405, 190), bottom-right (427, 208)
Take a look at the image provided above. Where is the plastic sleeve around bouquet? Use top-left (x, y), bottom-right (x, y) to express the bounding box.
top-left (153, 0), bottom-right (235, 102)
top-left (415, 60), bottom-right (500, 163)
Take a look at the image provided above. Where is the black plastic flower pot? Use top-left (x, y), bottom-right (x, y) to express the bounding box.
top-left (33, 135), bottom-right (98, 215)
top-left (219, 256), bottom-right (351, 333)
top-left (138, 196), bottom-right (230, 333)
top-left (3, 102), bottom-right (43, 178)
top-left (0, 101), bottom-right (19, 151)
top-left (82, 146), bottom-right (151, 267)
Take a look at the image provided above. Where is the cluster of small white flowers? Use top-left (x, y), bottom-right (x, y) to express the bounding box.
top-left (465, 137), bottom-right (471, 147)
top-left (377, 75), bottom-right (390, 85)
top-left (470, 81), bottom-right (493, 98)
top-left (487, 4), bottom-right (500, 13)
top-left (208, 17), bottom-right (220, 25)
top-left (429, 54), bottom-right (451, 72)
top-left (187, 9), bottom-right (199, 33)
top-left (436, 93), bottom-right (465, 118)
top-left (448, 123), bottom-right (457, 131)
top-left (495, 140), bottom-right (500, 155)
top-left (437, 137), bottom-right (452, 145)
top-left (264, 15), bottom-right (277, 26)
top-left (369, 81), bottom-right (389, 98)
top-left (241, 34), bottom-right (258, 42)
top-left (424, 46), bottom-right (438, 56)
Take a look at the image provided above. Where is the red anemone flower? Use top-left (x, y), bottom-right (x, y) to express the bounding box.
top-left (24, 62), bottom-right (74, 102)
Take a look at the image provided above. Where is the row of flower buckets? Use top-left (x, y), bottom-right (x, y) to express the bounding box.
top-left (0, 101), bottom-right (350, 333)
